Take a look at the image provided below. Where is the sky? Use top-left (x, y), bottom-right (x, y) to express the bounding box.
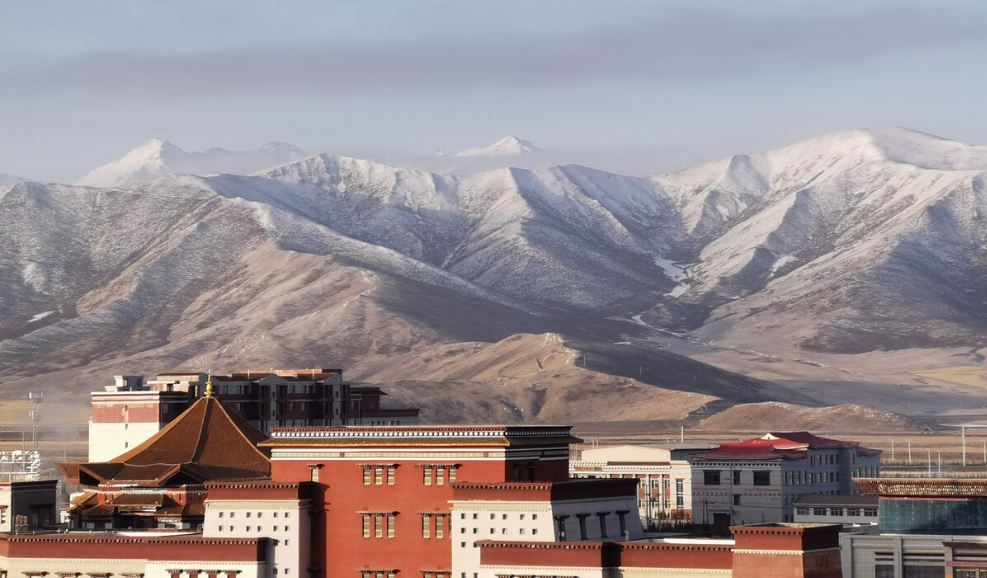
top-left (3, 0), bottom-right (987, 183)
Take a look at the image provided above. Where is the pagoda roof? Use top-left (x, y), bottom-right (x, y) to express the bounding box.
top-left (60, 396), bottom-right (271, 487)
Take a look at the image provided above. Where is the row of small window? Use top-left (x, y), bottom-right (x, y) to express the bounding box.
top-left (784, 471), bottom-right (840, 485)
top-left (703, 470), bottom-right (772, 486)
top-left (809, 454), bottom-right (840, 466)
top-left (361, 466), bottom-right (458, 486)
top-left (460, 512), bottom-right (538, 521)
top-left (461, 527), bottom-right (538, 536)
top-left (362, 514), bottom-right (396, 539)
top-left (217, 511), bottom-right (290, 519)
top-left (217, 525), bottom-right (290, 534)
top-left (796, 507), bottom-right (877, 517)
top-left (853, 468), bottom-right (879, 478)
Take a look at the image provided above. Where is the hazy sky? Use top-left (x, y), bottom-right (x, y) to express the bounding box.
top-left (3, 0), bottom-right (987, 182)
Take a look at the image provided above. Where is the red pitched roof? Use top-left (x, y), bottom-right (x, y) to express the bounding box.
top-left (60, 396), bottom-right (271, 487)
top-left (694, 431), bottom-right (879, 461)
top-left (695, 438), bottom-right (807, 460)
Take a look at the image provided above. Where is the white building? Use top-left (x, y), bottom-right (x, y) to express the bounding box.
top-left (691, 431), bottom-right (881, 530)
top-left (201, 481), bottom-right (312, 578)
top-left (570, 443), bottom-right (716, 528)
top-left (450, 478), bottom-right (644, 578)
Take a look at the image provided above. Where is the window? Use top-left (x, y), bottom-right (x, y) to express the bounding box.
top-left (437, 467), bottom-right (445, 485)
top-left (676, 480), bottom-right (684, 509)
top-left (704, 470), bottom-right (721, 485)
top-left (813, 508), bottom-right (827, 516)
top-left (422, 516), bottom-right (431, 539)
top-left (219, 525), bottom-right (224, 531)
top-left (364, 469), bottom-right (372, 486)
top-left (520, 514), bottom-right (525, 520)
top-left (247, 512), bottom-right (252, 518)
top-left (375, 468), bottom-right (384, 485)
top-left (733, 470), bottom-right (741, 485)
top-left (436, 515), bottom-right (445, 539)
top-left (449, 468), bottom-right (457, 484)
top-left (532, 514), bottom-right (537, 520)
top-left (864, 508), bottom-right (878, 517)
top-left (387, 467), bottom-right (395, 486)
top-left (219, 512), bottom-right (225, 518)
top-left (387, 516), bottom-right (395, 538)
top-left (424, 468), bottom-right (433, 486)
top-left (846, 508), bottom-right (861, 517)
top-left (753, 471), bottom-right (771, 486)
top-left (597, 513), bottom-right (608, 538)
top-left (733, 494), bottom-right (741, 506)
top-left (375, 515), bottom-right (383, 538)
top-left (797, 507), bottom-right (809, 516)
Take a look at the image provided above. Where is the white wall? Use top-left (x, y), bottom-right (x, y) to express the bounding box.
top-left (88, 421), bottom-right (163, 462)
top-left (204, 499), bottom-right (309, 578)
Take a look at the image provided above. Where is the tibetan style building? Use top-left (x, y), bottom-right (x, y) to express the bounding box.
top-left (63, 379), bottom-right (271, 530)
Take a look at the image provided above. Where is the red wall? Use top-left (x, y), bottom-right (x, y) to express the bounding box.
top-left (0, 534), bottom-right (265, 561)
top-left (271, 440), bottom-right (570, 578)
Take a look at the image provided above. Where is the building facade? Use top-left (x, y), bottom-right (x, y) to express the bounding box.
top-left (691, 432), bottom-right (881, 529)
top-left (570, 443), bottom-right (715, 528)
top-left (89, 369), bottom-right (419, 461)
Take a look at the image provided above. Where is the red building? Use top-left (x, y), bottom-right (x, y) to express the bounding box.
top-left (262, 425), bottom-right (610, 577)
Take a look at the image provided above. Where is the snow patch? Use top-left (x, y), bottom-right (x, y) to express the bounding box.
top-left (770, 254), bottom-right (797, 276)
top-left (28, 311), bottom-right (54, 323)
top-left (654, 257), bottom-right (688, 281)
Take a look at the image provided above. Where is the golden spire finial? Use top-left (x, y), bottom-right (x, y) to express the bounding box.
top-left (205, 371), bottom-right (214, 398)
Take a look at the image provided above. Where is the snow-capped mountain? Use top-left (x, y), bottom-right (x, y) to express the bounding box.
top-left (453, 136), bottom-right (540, 157)
top-left (74, 139), bottom-right (308, 187)
top-left (6, 126), bottom-right (987, 421)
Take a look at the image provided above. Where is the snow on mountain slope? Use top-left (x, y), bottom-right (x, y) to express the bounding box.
top-left (74, 139), bottom-right (308, 187)
top-left (654, 127), bottom-right (987, 351)
top-left (250, 157), bottom-right (685, 308)
top-left (454, 136), bottom-right (540, 157)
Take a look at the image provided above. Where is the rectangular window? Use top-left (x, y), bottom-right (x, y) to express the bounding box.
top-left (704, 470), bottom-right (721, 485)
top-left (733, 494), bottom-right (741, 506)
top-left (422, 516), bottom-right (431, 539)
top-left (864, 508), bottom-right (878, 517)
top-left (437, 467), bottom-right (445, 486)
top-left (387, 467), bottom-right (395, 486)
top-left (797, 507), bottom-right (809, 516)
top-left (846, 508), bottom-right (860, 516)
top-left (753, 471), bottom-right (771, 486)
top-left (733, 470), bottom-right (741, 485)
top-left (375, 468), bottom-right (384, 485)
top-left (375, 515), bottom-right (383, 538)
top-left (364, 469), bottom-right (372, 485)
top-left (424, 468), bottom-right (432, 486)
top-left (436, 515), bottom-right (445, 539)
top-left (449, 468), bottom-right (457, 484)
top-left (813, 508), bottom-right (827, 516)
top-left (387, 515), bottom-right (395, 539)
top-left (676, 479), bottom-right (684, 509)
top-left (831, 508), bottom-right (844, 516)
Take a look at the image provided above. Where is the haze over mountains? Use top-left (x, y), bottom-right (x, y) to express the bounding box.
top-left (73, 138), bottom-right (309, 188)
top-left (2, 127), bottom-right (986, 426)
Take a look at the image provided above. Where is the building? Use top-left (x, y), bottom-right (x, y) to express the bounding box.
top-left (474, 522), bottom-right (844, 578)
top-left (89, 369), bottom-right (419, 461)
top-left (570, 443), bottom-right (716, 528)
top-left (260, 424), bottom-right (643, 578)
top-left (793, 494), bottom-right (878, 527)
top-left (841, 476), bottom-right (987, 578)
top-left (64, 380), bottom-right (272, 530)
top-left (0, 396), bottom-right (849, 578)
top-left (0, 480), bottom-right (58, 532)
top-left (691, 432), bottom-right (881, 529)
